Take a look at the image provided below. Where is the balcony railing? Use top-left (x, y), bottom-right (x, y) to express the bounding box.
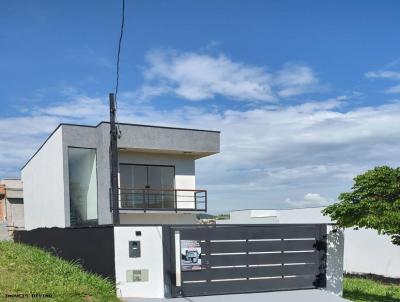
top-left (118, 188), bottom-right (207, 212)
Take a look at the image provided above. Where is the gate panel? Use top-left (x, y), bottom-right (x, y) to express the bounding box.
top-left (164, 224), bottom-right (327, 297)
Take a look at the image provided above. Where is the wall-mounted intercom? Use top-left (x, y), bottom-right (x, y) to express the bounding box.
top-left (129, 240), bottom-right (141, 258)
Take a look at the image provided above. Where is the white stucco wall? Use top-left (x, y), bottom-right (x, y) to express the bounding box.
top-left (344, 228), bottom-right (400, 278)
top-left (218, 210), bottom-right (278, 224)
top-left (21, 127), bottom-right (66, 230)
top-left (114, 226), bottom-right (165, 298)
top-left (0, 179), bottom-right (24, 229)
top-left (326, 225), bottom-right (344, 296)
top-left (275, 207), bottom-right (332, 224)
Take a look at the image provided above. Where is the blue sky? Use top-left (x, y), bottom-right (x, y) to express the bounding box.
top-left (2, 1), bottom-right (400, 212)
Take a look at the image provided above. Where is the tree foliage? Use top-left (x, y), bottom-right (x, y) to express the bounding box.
top-left (322, 166), bottom-right (400, 245)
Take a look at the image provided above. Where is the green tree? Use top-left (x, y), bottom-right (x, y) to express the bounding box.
top-left (323, 166), bottom-right (400, 245)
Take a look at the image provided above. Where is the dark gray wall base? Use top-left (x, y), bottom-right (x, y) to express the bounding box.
top-left (14, 226), bottom-right (115, 280)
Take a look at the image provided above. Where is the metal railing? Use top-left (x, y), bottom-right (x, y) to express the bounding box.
top-left (118, 188), bottom-right (207, 212)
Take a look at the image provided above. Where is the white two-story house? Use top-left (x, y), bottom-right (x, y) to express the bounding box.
top-left (21, 122), bottom-right (220, 230)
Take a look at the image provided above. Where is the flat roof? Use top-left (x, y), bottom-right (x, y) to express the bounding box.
top-left (97, 121), bottom-right (220, 133)
top-left (21, 121), bottom-right (220, 170)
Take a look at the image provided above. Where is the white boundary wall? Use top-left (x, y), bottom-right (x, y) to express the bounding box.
top-left (114, 226), bottom-right (165, 298)
top-left (344, 228), bottom-right (400, 278)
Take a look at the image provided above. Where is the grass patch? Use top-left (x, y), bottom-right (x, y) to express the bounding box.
top-left (0, 241), bottom-right (120, 302)
top-left (344, 276), bottom-right (400, 302)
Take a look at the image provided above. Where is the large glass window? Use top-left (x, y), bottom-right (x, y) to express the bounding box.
top-left (119, 164), bottom-right (175, 209)
top-left (68, 147), bottom-right (98, 225)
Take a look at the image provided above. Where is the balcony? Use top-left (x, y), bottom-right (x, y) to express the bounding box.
top-left (118, 188), bottom-right (207, 212)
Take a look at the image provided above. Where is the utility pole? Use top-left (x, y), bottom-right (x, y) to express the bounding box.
top-left (109, 93), bottom-right (120, 225)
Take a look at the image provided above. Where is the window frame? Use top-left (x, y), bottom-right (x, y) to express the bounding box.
top-left (119, 163), bottom-right (176, 190)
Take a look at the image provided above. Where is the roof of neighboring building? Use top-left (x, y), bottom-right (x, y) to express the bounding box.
top-left (230, 206), bottom-right (327, 212)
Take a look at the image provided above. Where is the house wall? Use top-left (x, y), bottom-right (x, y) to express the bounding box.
top-left (0, 179), bottom-right (24, 230)
top-left (5, 199), bottom-right (24, 229)
top-left (344, 228), bottom-right (400, 278)
top-left (62, 125), bottom-right (204, 226)
top-left (114, 226), bottom-right (165, 298)
top-left (0, 186), bottom-right (5, 222)
top-left (218, 210), bottom-right (278, 224)
top-left (111, 122), bottom-right (220, 157)
top-left (61, 125), bottom-right (112, 226)
top-left (0, 200), bottom-right (3, 222)
top-left (119, 213), bottom-right (198, 224)
top-left (21, 128), bottom-right (65, 230)
top-left (22, 123), bottom-right (219, 229)
top-left (273, 207), bottom-right (332, 224)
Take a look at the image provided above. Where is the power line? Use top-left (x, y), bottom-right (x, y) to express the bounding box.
top-left (115, 0), bottom-right (125, 107)
top-left (114, 0), bottom-right (125, 138)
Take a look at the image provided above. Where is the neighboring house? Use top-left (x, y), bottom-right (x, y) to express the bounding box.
top-left (21, 122), bottom-right (220, 230)
top-left (220, 207), bottom-right (400, 279)
top-left (0, 178), bottom-right (24, 231)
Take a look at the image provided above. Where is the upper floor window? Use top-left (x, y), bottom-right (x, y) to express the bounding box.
top-left (119, 164), bottom-right (175, 209)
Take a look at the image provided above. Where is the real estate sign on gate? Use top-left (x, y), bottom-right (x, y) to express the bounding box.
top-left (181, 240), bottom-right (202, 271)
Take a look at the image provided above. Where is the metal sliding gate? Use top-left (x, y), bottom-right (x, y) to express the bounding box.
top-left (162, 224), bottom-right (327, 297)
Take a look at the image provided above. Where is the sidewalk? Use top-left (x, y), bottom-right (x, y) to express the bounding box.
top-left (123, 289), bottom-right (349, 302)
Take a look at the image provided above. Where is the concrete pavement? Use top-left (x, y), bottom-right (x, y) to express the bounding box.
top-left (122, 289), bottom-right (349, 302)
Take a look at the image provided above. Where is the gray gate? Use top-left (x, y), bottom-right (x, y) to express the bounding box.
top-left (162, 224), bottom-right (327, 297)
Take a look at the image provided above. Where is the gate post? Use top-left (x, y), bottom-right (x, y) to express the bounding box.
top-left (313, 224), bottom-right (327, 288)
top-left (162, 226), bottom-right (173, 298)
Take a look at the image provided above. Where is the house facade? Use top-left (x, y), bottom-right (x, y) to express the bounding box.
top-left (18, 123), bottom-right (341, 299)
top-left (21, 122), bottom-right (220, 230)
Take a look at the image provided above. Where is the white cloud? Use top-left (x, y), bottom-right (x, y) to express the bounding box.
top-left (284, 193), bottom-right (331, 208)
top-left (365, 70), bottom-right (400, 94)
top-left (385, 84), bottom-right (400, 94)
top-left (365, 70), bottom-right (400, 80)
top-left (275, 63), bottom-right (320, 97)
top-left (139, 50), bottom-right (321, 102)
top-left (38, 96), bottom-right (108, 119)
top-left (3, 92), bottom-right (400, 211)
